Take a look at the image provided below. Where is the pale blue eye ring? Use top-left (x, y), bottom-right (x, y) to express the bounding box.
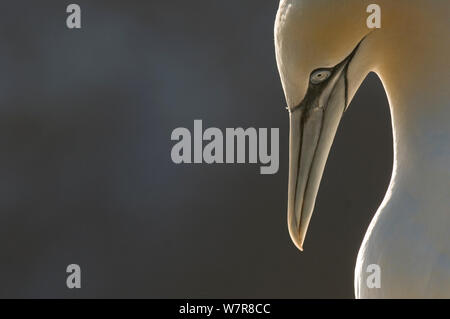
top-left (310, 70), bottom-right (331, 84)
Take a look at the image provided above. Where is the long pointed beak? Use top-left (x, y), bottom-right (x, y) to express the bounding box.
top-left (287, 63), bottom-right (349, 251)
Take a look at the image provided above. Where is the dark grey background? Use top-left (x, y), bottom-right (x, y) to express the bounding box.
top-left (0, 1), bottom-right (392, 298)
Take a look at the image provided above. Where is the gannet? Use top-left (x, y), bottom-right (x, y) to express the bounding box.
top-left (274, 0), bottom-right (450, 298)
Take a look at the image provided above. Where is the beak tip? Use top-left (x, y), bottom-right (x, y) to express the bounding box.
top-left (293, 241), bottom-right (304, 252)
top-left (289, 230), bottom-right (305, 252)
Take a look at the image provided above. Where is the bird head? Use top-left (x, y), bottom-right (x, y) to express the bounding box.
top-left (274, 0), bottom-right (378, 251)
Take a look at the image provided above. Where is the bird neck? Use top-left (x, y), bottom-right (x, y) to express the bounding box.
top-left (386, 85), bottom-right (450, 197)
top-left (369, 0), bottom-right (450, 197)
top-left (378, 64), bottom-right (449, 203)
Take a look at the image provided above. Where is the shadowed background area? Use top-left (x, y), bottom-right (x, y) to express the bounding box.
top-left (0, 1), bottom-right (392, 298)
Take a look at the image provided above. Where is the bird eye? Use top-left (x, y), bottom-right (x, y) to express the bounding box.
top-left (310, 69), bottom-right (331, 84)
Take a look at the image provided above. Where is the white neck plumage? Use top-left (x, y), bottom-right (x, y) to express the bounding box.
top-left (355, 0), bottom-right (449, 298)
top-left (376, 45), bottom-right (450, 212)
